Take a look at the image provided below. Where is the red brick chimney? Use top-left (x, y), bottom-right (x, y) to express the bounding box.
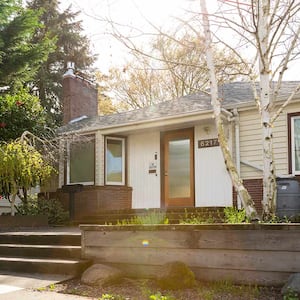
top-left (62, 62), bottom-right (98, 124)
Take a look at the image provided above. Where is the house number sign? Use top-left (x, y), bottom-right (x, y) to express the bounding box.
top-left (198, 138), bottom-right (219, 148)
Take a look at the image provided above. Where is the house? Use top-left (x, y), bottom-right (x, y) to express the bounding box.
top-left (55, 64), bottom-right (300, 220)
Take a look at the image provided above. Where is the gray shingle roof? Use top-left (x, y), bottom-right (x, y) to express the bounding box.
top-left (58, 81), bottom-right (300, 134)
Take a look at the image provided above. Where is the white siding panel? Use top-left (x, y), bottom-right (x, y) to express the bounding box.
top-left (95, 132), bottom-right (104, 185)
top-left (239, 101), bottom-right (300, 178)
top-left (195, 125), bottom-right (232, 207)
top-left (128, 132), bottom-right (161, 209)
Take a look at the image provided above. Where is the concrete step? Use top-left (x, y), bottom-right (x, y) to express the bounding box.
top-left (0, 233), bottom-right (81, 246)
top-left (0, 244), bottom-right (81, 259)
top-left (0, 256), bottom-right (91, 276)
top-left (0, 228), bottom-right (90, 276)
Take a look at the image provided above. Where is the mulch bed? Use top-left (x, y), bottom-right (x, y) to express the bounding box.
top-left (47, 277), bottom-right (283, 300)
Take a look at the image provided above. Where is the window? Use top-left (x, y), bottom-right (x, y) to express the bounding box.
top-left (291, 115), bottom-right (300, 174)
top-left (105, 137), bottom-right (125, 185)
top-left (68, 135), bottom-right (95, 184)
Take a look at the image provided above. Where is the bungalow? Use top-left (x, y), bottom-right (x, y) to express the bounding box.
top-left (55, 64), bottom-right (300, 220)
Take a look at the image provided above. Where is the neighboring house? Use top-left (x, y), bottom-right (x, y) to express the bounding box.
top-left (0, 197), bottom-right (21, 215)
top-left (56, 65), bottom-right (300, 219)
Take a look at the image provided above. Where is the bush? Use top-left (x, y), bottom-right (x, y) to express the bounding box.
top-left (224, 207), bottom-right (249, 224)
top-left (117, 210), bottom-right (169, 225)
top-left (17, 195), bottom-right (69, 225)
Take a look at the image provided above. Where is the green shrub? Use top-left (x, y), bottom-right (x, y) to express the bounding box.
top-left (149, 292), bottom-right (175, 300)
top-left (99, 294), bottom-right (125, 300)
top-left (224, 207), bottom-right (249, 224)
top-left (117, 210), bottom-right (169, 225)
top-left (283, 287), bottom-right (299, 300)
top-left (17, 195), bottom-right (69, 225)
top-left (179, 208), bottom-right (217, 224)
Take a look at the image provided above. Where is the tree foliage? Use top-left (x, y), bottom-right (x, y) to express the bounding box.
top-left (106, 31), bottom-right (248, 109)
top-left (26, 0), bottom-right (96, 125)
top-left (0, 140), bottom-right (55, 215)
top-left (0, 0), bottom-right (55, 91)
top-left (0, 89), bottom-right (47, 141)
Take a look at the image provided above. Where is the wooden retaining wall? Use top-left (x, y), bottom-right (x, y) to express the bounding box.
top-left (80, 224), bottom-right (300, 286)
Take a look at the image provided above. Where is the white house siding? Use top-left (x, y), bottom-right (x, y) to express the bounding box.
top-left (194, 124), bottom-right (233, 207)
top-left (128, 132), bottom-right (161, 209)
top-left (239, 101), bottom-right (300, 179)
top-left (95, 132), bottom-right (104, 185)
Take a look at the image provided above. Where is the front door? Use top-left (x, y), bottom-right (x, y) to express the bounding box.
top-left (162, 128), bottom-right (194, 207)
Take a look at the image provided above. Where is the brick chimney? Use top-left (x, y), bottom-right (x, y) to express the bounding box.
top-left (62, 62), bottom-right (98, 124)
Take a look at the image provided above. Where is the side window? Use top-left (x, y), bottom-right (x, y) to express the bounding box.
top-left (291, 115), bottom-right (300, 174)
top-left (68, 135), bottom-right (95, 184)
top-left (105, 137), bottom-right (125, 185)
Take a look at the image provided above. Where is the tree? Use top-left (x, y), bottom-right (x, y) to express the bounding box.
top-left (95, 72), bottom-right (119, 115)
top-left (200, 0), bottom-right (258, 220)
top-left (0, 89), bottom-right (47, 141)
top-left (0, 138), bottom-right (54, 215)
top-left (200, 0), bottom-right (300, 220)
top-left (26, 0), bottom-right (96, 125)
top-left (0, 0), bottom-right (54, 91)
top-left (106, 31), bottom-right (248, 109)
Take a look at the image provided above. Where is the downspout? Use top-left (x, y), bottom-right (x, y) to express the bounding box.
top-left (233, 108), bottom-right (242, 209)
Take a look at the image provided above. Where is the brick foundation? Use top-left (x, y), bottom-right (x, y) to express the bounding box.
top-left (233, 178), bottom-right (263, 215)
top-left (41, 185), bottom-right (132, 221)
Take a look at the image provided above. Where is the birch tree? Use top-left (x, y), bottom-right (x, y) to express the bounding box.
top-left (204, 0), bottom-right (300, 220)
top-left (200, 0), bottom-right (258, 220)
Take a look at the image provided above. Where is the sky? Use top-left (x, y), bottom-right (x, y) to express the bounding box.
top-left (60, 0), bottom-right (211, 73)
top-left (60, 0), bottom-right (299, 79)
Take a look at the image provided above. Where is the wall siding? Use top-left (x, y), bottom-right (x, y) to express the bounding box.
top-left (128, 132), bottom-right (161, 209)
top-left (194, 124), bottom-right (232, 207)
top-left (239, 102), bottom-right (300, 179)
top-left (95, 132), bottom-right (104, 186)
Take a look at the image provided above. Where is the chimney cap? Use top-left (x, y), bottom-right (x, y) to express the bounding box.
top-left (63, 62), bottom-right (75, 78)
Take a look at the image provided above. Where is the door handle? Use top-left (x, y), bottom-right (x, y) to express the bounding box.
top-left (165, 172), bottom-right (168, 176)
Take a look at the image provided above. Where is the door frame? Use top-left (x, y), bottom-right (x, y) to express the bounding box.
top-left (160, 128), bottom-right (195, 208)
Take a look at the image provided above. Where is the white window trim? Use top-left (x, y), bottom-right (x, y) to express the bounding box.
top-left (66, 139), bottom-right (95, 186)
top-left (291, 116), bottom-right (300, 175)
top-left (105, 137), bottom-right (126, 185)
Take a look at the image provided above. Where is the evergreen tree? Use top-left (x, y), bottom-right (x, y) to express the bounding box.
top-left (27, 0), bottom-right (96, 125)
top-left (0, 0), bottom-right (54, 91)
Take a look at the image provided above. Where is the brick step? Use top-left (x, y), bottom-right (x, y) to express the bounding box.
top-left (0, 233), bottom-right (81, 246)
top-left (0, 244), bottom-right (81, 259)
top-left (0, 256), bottom-right (91, 276)
top-left (79, 207), bottom-right (224, 216)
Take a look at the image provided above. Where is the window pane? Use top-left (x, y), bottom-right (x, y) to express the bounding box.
top-left (294, 118), bottom-right (300, 171)
top-left (70, 139), bottom-right (95, 183)
top-left (106, 139), bottom-right (123, 183)
top-left (168, 139), bottom-right (190, 198)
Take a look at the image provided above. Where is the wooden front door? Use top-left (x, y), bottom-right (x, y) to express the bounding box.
top-left (162, 128), bottom-right (194, 207)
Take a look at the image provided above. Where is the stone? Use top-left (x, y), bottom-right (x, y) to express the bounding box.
top-left (81, 264), bottom-right (124, 287)
top-left (281, 273), bottom-right (300, 297)
top-left (156, 261), bottom-right (196, 290)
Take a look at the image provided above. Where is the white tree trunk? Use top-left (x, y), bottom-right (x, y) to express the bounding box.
top-left (200, 0), bottom-right (259, 220)
top-left (257, 0), bottom-right (277, 219)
